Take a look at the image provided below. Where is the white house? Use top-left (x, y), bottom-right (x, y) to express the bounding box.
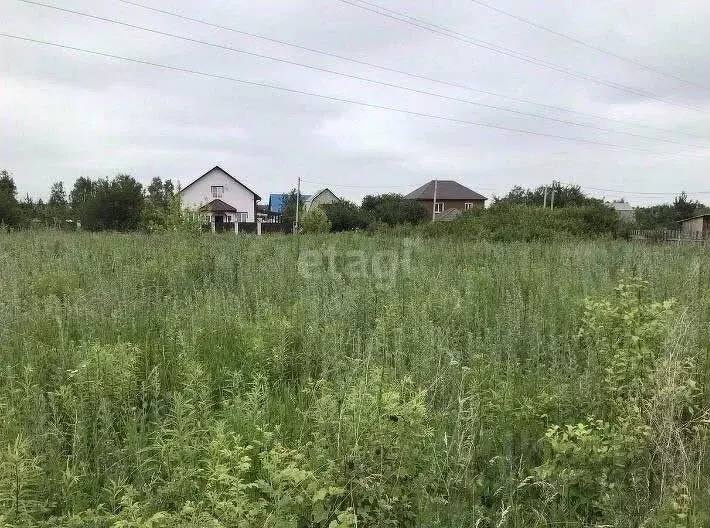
top-left (179, 166), bottom-right (261, 229)
top-left (609, 200), bottom-right (635, 223)
top-left (305, 188), bottom-right (339, 210)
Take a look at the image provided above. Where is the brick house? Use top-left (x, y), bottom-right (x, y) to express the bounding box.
top-left (405, 180), bottom-right (487, 219)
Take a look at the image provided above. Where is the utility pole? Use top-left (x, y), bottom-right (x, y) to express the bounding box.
top-left (295, 176), bottom-right (301, 234)
top-left (551, 189), bottom-right (556, 210)
top-left (432, 179), bottom-right (438, 221)
top-left (543, 186), bottom-right (548, 208)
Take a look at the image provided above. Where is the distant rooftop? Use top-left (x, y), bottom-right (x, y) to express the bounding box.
top-left (268, 193), bottom-right (312, 214)
top-left (405, 180), bottom-right (487, 201)
top-left (610, 201), bottom-right (633, 212)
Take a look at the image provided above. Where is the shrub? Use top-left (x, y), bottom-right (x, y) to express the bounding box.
top-left (528, 277), bottom-right (706, 526)
top-left (321, 200), bottom-right (370, 231)
top-left (300, 206), bottom-right (332, 234)
top-left (361, 194), bottom-right (427, 226)
top-left (421, 203), bottom-right (621, 241)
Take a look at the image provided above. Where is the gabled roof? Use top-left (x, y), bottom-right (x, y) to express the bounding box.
top-left (306, 188), bottom-right (339, 204)
top-left (199, 199), bottom-right (237, 212)
top-left (610, 201), bottom-right (633, 212)
top-left (268, 192), bottom-right (312, 213)
top-left (180, 166), bottom-right (261, 201)
top-left (405, 180), bottom-right (487, 201)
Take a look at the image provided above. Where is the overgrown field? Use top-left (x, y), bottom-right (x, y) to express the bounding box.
top-left (0, 232), bottom-right (708, 527)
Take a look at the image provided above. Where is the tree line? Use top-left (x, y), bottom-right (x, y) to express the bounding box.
top-left (279, 190), bottom-right (430, 233)
top-left (291, 181), bottom-right (709, 236)
top-left (0, 170), bottom-right (182, 231)
top-left (493, 181), bottom-right (709, 230)
top-left (2, 171), bottom-right (707, 235)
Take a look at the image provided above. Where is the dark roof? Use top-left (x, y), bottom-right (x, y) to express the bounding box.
top-left (405, 180), bottom-right (487, 201)
top-left (180, 166), bottom-right (261, 201)
top-left (199, 199), bottom-right (238, 212)
top-left (680, 213), bottom-right (710, 222)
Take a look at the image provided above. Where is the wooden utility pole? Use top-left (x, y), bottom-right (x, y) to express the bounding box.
top-left (295, 176), bottom-right (301, 234)
top-left (432, 179), bottom-right (438, 221)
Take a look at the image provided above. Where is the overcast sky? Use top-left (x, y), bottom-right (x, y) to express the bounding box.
top-left (2, 0), bottom-right (710, 206)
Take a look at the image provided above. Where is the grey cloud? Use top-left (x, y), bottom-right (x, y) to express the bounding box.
top-left (2, 0), bottom-right (710, 205)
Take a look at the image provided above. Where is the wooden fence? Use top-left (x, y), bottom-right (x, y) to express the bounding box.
top-left (631, 229), bottom-right (708, 244)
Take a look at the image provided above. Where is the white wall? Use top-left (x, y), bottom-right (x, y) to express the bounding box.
top-left (179, 167), bottom-right (257, 221)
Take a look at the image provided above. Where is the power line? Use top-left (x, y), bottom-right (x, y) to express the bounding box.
top-left (306, 178), bottom-right (710, 197)
top-left (573, 184), bottom-right (710, 196)
top-left (112, 0), bottom-right (708, 141)
top-left (16, 0), bottom-right (709, 149)
top-left (302, 180), bottom-right (416, 190)
top-left (0, 32), bottom-right (672, 154)
top-left (334, 0), bottom-right (705, 114)
top-left (468, 0), bottom-right (709, 92)
top-left (301, 179), bottom-right (496, 190)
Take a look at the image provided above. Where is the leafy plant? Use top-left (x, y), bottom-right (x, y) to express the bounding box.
top-left (300, 206), bottom-right (332, 234)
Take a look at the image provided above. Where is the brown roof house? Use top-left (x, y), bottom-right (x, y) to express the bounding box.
top-left (405, 180), bottom-right (487, 220)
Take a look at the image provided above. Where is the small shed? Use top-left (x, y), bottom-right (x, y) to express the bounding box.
top-left (680, 213), bottom-right (710, 239)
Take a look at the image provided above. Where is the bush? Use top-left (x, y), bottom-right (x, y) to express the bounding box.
top-left (526, 277), bottom-right (705, 526)
top-left (421, 203), bottom-right (621, 241)
top-left (300, 206), bottom-right (332, 234)
top-left (321, 200), bottom-right (370, 231)
top-left (361, 194), bottom-right (428, 226)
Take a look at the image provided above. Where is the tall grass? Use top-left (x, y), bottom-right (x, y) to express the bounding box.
top-left (0, 231), bottom-right (708, 526)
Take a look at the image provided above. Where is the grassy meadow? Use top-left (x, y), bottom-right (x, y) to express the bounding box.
top-left (0, 231), bottom-right (708, 527)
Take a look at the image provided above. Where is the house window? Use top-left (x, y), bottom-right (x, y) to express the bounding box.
top-left (434, 202), bottom-right (444, 214)
top-left (236, 212), bottom-right (248, 223)
top-left (226, 215), bottom-right (232, 222)
top-left (464, 202), bottom-right (474, 210)
top-left (211, 186), bottom-right (224, 198)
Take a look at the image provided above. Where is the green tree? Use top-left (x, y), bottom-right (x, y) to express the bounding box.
top-left (282, 189), bottom-right (307, 231)
top-left (673, 192), bottom-right (702, 221)
top-left (70, 177), bottom-right (96, 227)
top-left (300, 206), bottom-right (331, 234)
top-left (322, 200), bottom-right (370, 231)
top-left (69, 174), bottom-right (144, 231)
top-left (0, 170), bottom-right (20, 227)
top-left (634, 193), bottom-right (707, 230)
top-left (147, 177), bottom-right (165, 206)
top-left (48, 182), bottom-right (70, 225)
top-left (494, 181), bottom-right (603, 208)
top-left (141, 177), bottom-right (177, 231)
top-left (103, 174), bottom-right (144, 230)
top-left (361, 193), bottom-right (427, 226)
